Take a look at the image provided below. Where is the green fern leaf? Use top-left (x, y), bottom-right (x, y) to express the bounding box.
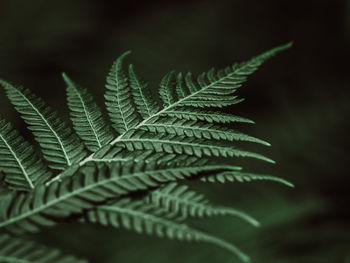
top-left (160, 107), bottom-right (255, 124)
top-left (129, 64), bottom-right (160, 118)
top-left (0, 117), bottom-right (51, 190)
top-left (201, 171), bottom-right (294, 187)
top-left (0, 44), bottom-right (292, 263)
top-left (85, 198), bottom-right (251, 263)
top-left (0, 156), bottom-right (239, 233)
top-left (0, 80), bottom-right (87, 171)
top-left (105, 44), bottom-right (291, 165)
top-left (146, 182), bottom-right (260, 226)
top-left (0, 234), bottom-right (87, 263)
top-left (63, 73), bottom-right (114, 152)
top-left (104, 51), bottom-right (140, 134)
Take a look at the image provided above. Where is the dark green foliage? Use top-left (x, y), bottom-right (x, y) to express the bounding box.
top-left (0, 43), bottom-right (292, 262)
top-left (0, 156), bottom-right (241, 234)
top-left (85, 198), bottom-right (251, 263)
top-left (0, 80), bottom-right (87, 171)
top-left (0, 234), bottom-right (87, 263)
top-left (145, 182), bottom-right (260, 226)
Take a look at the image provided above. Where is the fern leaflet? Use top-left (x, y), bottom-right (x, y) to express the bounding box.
top-left (129, 64), bottom-right (160, 118)
top-left (0, 80), bottom-right (87, 171)
top-left (201, 171), bottom-right (294, 187)
top-left (145, 182), bottom-right (260, 226)
top-left (0, 117), bottom-right (51, 190)
top-left (104, 51), bottom-right (140, 134)
top-left (63, 73), bottom-right (114, 151)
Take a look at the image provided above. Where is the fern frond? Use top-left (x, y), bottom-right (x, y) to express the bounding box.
top-left (0, 156), bottom-right (239, 233)
top-left (201, 171), bottom-right (294, 187)
top-left (129, 64), bottom-right (160, 118)
top-left (160, 107), bottom-right (255, 124)
top-left (119, 130), bottom-right (274, 162)
top-left (0, 117), bottom-right (51, 190)
top-left (146, 182), bottom-right (260, 226)
top-left (0, 44), bottom-right (292, 263)
top-left (0, 80), bottom-right (87, 171)
top-left (63, 73), bottom-right (114, 152)
top-left (85, 198), bottom-right (251, 263)
top-left (0, 234), bottom-right (87, 263)
top-left (107, 44), bottom-right (291, 163)
top-left (104, 51), bottom-right (140, 134)
top-left (141, 117), bottom-right (270, 146)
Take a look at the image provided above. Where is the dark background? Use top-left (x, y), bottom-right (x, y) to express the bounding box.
top-left (0, 0), bottom-right (349, 262)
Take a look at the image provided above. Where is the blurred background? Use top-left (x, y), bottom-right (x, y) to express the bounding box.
top-left (0, 0), bottom-right (349, 262)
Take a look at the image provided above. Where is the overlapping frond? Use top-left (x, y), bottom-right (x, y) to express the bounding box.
top-left (0, 156), bottom-right (240, 233)
top-left (0, 118), bottom-right (51, 190)
top-left (64, 73), bottom-right (114, 151)
top-left (0, 234), bottom-right (87, 263)
top-left (85, 198), bottom-right (250, 263)
top-left (0, 80), bottom-right (87, 171)
top-left (146, 182), bottom-right (260, 226)
top-left (201, 171), bottom-right (294, 187)
top-left (104, 51), bottom-right (140, 134)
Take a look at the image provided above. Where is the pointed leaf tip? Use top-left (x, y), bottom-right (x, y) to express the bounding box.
top-left (61, 72), bottom-right (71, 82)
top-left (120, 50), bottom-right (132, 58)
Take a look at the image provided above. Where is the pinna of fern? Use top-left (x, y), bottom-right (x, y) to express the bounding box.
top-left (0, 234), bottom-right (87, 263)
top-left (0, 42), bottom-right (293, 263)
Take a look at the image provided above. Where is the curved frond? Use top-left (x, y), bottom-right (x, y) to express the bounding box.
top-left (201, 171), bottom-right (294, 187)
top-left (129, 64), bottom-right (160, 119)
top-left (0, 80), bottom-right (87, 171)
top-left (85, 198), bottom-right (250, 263)
top-left (63, 73), bottom-right (114, 151)
top-left (146, 182), bottom-right (260, 226)
top-left (104, 51), bottom-right (140, 134)
top-left (0, 118), bottom-right (51, 190)
top-left (0, 156), bottom-right (239, 233)
top-left (0, 234), bottom-right (87, 263)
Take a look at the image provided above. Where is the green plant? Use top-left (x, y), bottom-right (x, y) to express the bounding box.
top-left (0, 43), bottom-right (292, 263)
